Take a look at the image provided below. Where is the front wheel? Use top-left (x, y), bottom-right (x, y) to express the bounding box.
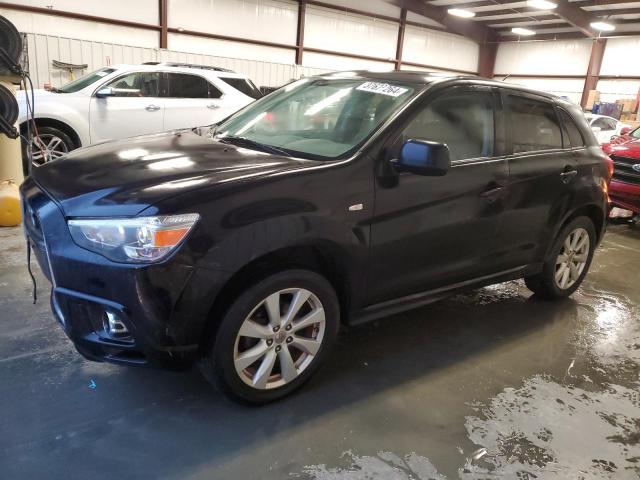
top-left (22, 126), bottom-right (75, 175)
top-left (525, 216), bottom-right (596, 299)
top-left (202, 269), bottom-right (340, 404)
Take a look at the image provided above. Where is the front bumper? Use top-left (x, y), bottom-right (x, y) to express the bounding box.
top-left (609, 179), bottom-right (640, 214)
top-left (21, 177), bottom-right (226, 368)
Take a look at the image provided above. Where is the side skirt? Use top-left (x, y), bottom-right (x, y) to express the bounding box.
top-left (349, 264), bottom-right (541, 326)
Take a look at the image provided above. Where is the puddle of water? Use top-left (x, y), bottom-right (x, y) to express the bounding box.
top-left (295, 280), bottom-right (640, 480)
top-left (297, 451), bottom-right (447, 480)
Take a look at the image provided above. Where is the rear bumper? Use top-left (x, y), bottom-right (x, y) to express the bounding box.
top-left (609, 179), bottom-right (640, 214)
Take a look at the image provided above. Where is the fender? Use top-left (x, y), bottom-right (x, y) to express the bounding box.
top-left (18, 95), bottom-right (90, 146)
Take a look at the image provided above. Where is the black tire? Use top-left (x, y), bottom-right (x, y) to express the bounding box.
top-left (524, 216), bottom-right (596, 300)
top-left (202, 269), bottom-right (340, 404)
top-left (21, 125), bottom-right (75, 176)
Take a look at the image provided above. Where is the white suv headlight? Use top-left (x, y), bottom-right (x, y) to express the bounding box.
top-left (68, 214), bottom-right (199, 263)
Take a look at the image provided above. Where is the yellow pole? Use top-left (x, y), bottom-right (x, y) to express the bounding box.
top-left (0, 81), bottom-right (24, 185)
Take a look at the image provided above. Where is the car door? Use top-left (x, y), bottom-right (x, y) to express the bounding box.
top-left (89, 71), bottom-right (164, 142)
top-left (163, 72), bottom-right (232, 130)
top-left (367, 86), bottom-right (510, 305)
top-left (499, 92), bottom-right (577, 268)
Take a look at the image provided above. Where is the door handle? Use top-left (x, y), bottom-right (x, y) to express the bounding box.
top-left (560, 168), bottom-right (578, 183)
top-left (207, 103), bottom-right (220, 109)
top-left (479, 183), bottom-right (506, 201)
top-left (145, 104), bottom-right (161, 112)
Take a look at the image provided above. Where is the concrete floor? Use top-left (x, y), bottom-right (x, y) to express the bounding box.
top-left (1, 224), bottom-right (639, 479)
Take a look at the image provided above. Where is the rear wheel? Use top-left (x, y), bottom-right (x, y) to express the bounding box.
top-left (524, 216), bottom-right (596, 299)
top-left (202, 269), bottom-right (339, 404)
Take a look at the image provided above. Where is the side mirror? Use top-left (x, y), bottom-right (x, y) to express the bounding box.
top-left (394, 139), bottom-right (451, 176)
top-left (95, 87), bottom-right (114, 98)
top-left (620, 126), bottom-right (632, 136)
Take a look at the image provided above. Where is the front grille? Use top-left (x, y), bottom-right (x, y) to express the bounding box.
top-left (610, 155), bottom-right (640, 186)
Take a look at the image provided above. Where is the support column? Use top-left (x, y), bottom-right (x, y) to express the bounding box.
top-left (159, 0), bottom-right (168, 49)
top-left (395, 8), bottom-right (407, 71)
top-left (580, 38), bottom-right (607, 109)
top-left (295, 0), bottom-right (306, 65)
top-left (477, 42), bottom-right (497, 79)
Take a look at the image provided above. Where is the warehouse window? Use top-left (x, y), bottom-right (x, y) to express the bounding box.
top-left (166, 73), bottom-right (221, 98)
top-left (509, 96), bottom-right (562, 153)
top-left (400, 90), bottom-right (495, 161)
top-left (559, 110), bottom-right (585, 148)
top-left (105, 72), bottom-right (160, 97)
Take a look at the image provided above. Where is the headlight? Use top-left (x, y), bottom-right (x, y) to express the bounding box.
top-left (68, 214), bottom-right (199, 263)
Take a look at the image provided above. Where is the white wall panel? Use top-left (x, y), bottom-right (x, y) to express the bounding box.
top-left (21, 33), bottom-right (330, 90)
top-left (3, 0), bottom-right (158, 24)
top-left (406, 11), bottom-right (446, 29)
top-left (502, 77), bottom-right (585, 104)
top-left (305, 5), bottom-right (399, 60)
top-left (314, 0), bottom-right (401, 18)
top-left (24, 33), bottom-right (157, 88)
top-left (597, 79), bottom-right (640, 103)
top-left (168, 32), bottom-right (294, 64)
top-left (494, 40), bottom-right (591, 76)
top-left (0, 8), bottom-right (159, 48)
top-left (601, 37), bottom-right (640, 77)
top-left (168, 0), bottom-right (298, 45)
top-left (399, 64), bottom-right (463, 75)
top-left (302, 51), bottom-right (393, 71)
top-left (403, 25), bottom-right (479, 73)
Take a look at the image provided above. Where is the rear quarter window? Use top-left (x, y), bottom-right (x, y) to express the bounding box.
top-left (219, 77), bottom-right (262, 99)
top-left (559, 109), bottom-right (586, 148)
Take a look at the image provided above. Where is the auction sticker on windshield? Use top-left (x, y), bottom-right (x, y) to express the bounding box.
top-left (356, 82), bottom-right (409, 97)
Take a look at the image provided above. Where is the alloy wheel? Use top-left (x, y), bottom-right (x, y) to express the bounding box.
top-left (555, 227), bottom-right (590, 290)
top-left (233, 288), bottom-right (326, 390)
top-left (29, 134), bottom-right (69, 165)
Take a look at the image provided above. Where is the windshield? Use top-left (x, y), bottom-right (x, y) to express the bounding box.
top-left (57, 68), bottom-right (116, 93)
top-left (215, 78), bottom-right (416, 159)
top-left (631, 127), bottom-right (640, 139)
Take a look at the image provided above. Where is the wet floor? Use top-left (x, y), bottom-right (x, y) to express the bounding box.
top-left (1, 224), bottom-right (639, 479)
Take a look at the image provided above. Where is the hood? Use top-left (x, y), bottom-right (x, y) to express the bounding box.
top-left (16, 88), bottom-right (60, 104)
top-left (32, 130), bottom-right (315, 217)
top-left (603, 136), bottom-right (640, 157)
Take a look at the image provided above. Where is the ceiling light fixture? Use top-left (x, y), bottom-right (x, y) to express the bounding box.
top-left (590, 21), bottom-right (616, 31)
top-left (512, 27), bottom-right (536, 36)
top-left (447, 8), bottom-right (476, 18)
top-left (526, 0), bottom-right (557, 9)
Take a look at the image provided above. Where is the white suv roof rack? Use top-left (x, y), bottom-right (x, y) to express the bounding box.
top-left (141, 62), bottom-right (235, 73)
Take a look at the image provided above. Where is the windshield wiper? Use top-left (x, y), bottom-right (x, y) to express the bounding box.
top-left (218, 135), bottom-right (292, 157)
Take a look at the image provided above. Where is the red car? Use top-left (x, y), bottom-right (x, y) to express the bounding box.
top-left (602, 126), bottom-right (640, 214)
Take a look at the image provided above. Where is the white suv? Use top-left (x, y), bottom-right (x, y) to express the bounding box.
top-left (17, 62), bottom-right (262, 169)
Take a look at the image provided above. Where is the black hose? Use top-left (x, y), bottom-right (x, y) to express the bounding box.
top-left (26, 240), bottom-right (37, 304)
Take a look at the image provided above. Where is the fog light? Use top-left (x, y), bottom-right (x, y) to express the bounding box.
top-left (104, 311), bottom-right (129, 338)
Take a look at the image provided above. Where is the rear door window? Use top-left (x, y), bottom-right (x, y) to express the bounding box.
top-left (508, 95), bottom-right (562, 153)
top-left (592, 117), bottom-right (616, 131)
top-left (166, 73), bottom-right (221, 98)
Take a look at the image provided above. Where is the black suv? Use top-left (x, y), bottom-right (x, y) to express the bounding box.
top-left (22, 71), bottom-right (610, 403)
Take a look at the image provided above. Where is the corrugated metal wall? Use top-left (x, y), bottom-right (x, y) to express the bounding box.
top-left (24, 33), bottom-right (332, 90)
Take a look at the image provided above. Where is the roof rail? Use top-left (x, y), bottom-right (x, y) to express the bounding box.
top-left (141, 61), bottom-right (235, 73)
